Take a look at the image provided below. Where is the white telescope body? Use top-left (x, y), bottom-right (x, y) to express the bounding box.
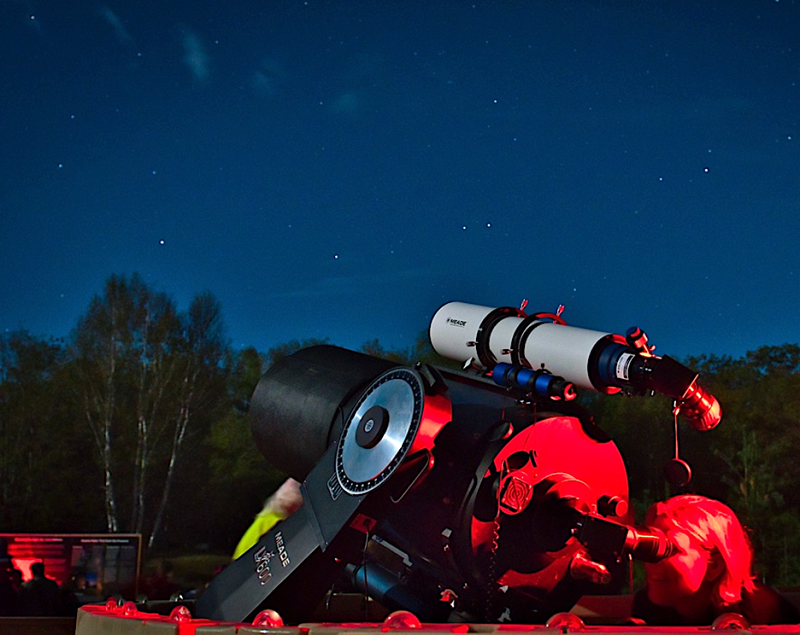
top-left (429, 302), bottom-right (612, 391)
top-left (429, 301), bottom-right (721, 432)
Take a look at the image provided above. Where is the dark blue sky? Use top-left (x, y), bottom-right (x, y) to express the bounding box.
top-left (1, 0), bottom-right (797, 360)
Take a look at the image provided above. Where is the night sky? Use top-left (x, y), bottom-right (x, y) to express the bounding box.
top-left (2, 1), bottom-right (797, 361)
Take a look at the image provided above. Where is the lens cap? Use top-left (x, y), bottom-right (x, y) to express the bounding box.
top-left (664, 458), bottom-right (692, 488)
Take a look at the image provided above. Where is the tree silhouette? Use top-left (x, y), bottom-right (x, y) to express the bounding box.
top-left (1, 276), bottom-right (798, 588)
top-left (70, 274), bottom-right (230, 546)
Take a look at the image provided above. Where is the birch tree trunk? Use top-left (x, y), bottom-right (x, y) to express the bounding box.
top-left (129, 284), bottom-right (180, 535)
top-left (148, 292), bottom-right (226, 549)
top-left (148, 376), bottom-right (194, 550)
top-left (77, 303), bottom-right (121, 533)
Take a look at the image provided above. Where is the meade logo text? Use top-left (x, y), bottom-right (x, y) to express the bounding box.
top-left (253, 546), bottom-right (275, 585)
top-left (446, 317), bottom-right (467, 327)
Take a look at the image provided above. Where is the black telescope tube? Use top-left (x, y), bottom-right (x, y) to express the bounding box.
top-left (250, 345), bottom-right (397, 479)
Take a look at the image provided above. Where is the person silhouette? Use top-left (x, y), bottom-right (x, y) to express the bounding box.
top-left (0, 538), bottom-right (20, 616)
top-left (20, 561), bottom-right (61, 616)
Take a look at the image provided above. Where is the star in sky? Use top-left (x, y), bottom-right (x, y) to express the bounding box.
top-left (0, 1), bottom-right (797, 359)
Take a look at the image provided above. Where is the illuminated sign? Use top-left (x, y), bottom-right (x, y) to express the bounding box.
top-left (1, 533), bottom-right (141, 599)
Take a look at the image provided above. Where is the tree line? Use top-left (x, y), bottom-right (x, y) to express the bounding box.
top-left (1, 274), bottom-right (798, 587)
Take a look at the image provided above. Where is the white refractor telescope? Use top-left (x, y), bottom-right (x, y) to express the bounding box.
top-left (429, 301), bottom-right (721, 431)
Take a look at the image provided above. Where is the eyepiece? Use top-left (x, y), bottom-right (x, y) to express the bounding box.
top-left (679, 380), bottom-right (722, 431)
top-left (624, 526), bottom-right (674, 563)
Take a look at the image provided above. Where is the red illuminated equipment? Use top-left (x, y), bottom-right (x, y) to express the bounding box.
top-left (75, 600), bottom-right (800, 635)
top-left (192, 303), bottom-right (727, 626)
